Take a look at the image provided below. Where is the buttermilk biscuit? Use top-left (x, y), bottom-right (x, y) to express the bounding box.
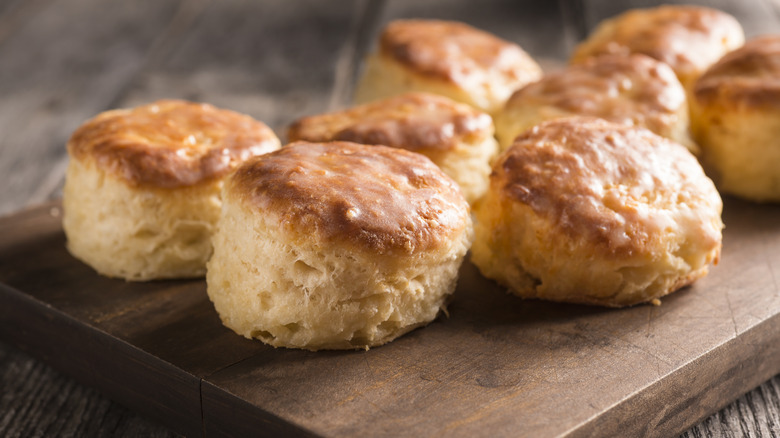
top-left (288, 92), bottom-right (498, 204)
top-left (692, 35), bottom-right (780, 202)
top-left (354, 19), bottom-right (542, 115)
top-left (495, 54), bottom-right (696, 153)
top-left (571, 5), bottom-right (744, 92)
top-left (206, 141), bottom-right (473, 350)
top-left (471, 118), bottom-right (722, 307)
top-left (63, 99), bottom-right (281, 281)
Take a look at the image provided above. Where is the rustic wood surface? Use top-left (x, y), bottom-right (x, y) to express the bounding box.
top-left (1, 0), bottom-right (779, 436)
top-left (1, 198), bottom-right (779, 438)
top-left (1, 196), bottom-right (779, 437)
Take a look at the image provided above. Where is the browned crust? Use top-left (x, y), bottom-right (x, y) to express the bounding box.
top-left (229, 141), bottom-right (470, 255)
top-left (506, 54), bottom-right (685, 130)
top-left (571, 5), bottom-right (744, 81)
top-left (67, 100), bottom-right (280, 188)
top-left (499, 264), bottom-right (711, 308)
top-left (288, 92), bottom-right (492, 153)
top-left (695, 35), bottom-right (780, 108)
top-left (379, 19), bottom-right (541, 87)
top-left (495, 117), bottom-right (721, 257)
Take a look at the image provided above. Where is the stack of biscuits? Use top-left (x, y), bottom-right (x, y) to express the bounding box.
top-left (63, 5), bottom-right (775, 350)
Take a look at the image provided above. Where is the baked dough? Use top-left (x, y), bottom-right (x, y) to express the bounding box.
top-left (571, 5), bottom-right (744, 93)
top-left (206, 141), bottom-right (473, 350)
top-left (63, 99), bottom-right (280, 281)
top-left (471, 117), bottom-right (722, 307)
top-left (354, 19), bottom-right (542, 115)
top-left (289, 92), bottom-right (498, 204)
top-left (495, 54), bottom-right (696, 153)
top-left (692, 35), bottom-right (780, 202)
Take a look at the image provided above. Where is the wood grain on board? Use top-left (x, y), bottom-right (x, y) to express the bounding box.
top-left (1, 0), bottom-right (780, 436)
top-left (0, 198), bottom-right (779, 437)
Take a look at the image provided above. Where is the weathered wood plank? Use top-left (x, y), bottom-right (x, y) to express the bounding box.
top-left (116, 0), bottom-right (370, 137)
top-left (0, 279), bottom-right (203, 436)
top-left (0, 0), bottom-right (51, 46)
top-left (679, 377), bottom-right (780, 438)
top-left (0, 0), bottom-right (190, 216)
top-left (0, 340), bottom-right (178, 438)
top-left (196, 197), bottom-right (780, 437)
top-left (2, 198), bottom-right (779, 437)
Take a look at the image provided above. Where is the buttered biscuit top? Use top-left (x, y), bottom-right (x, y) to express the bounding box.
top-left (68, 99), bottom-right (281, 188)
top-left (229, 141), bottom-right (471, 254)
top-left (496, 54), bottom-right (693, 151)
top-left (288, 93), bottom-right (498, 205)
top-left (379, 19), bottom-right (541, 90)
top-left (289, 93), bottom-right (492, 153)
top-left (355, 19), bottom-right (543, 114)
top-left (498, 118), bottom-right (721, 256)
top-left (695, 35), bottom-right (780, 107)
top-left (508, 55), bottom-right (685, 131)
top-left (571, 5), bottom-right (744, 88)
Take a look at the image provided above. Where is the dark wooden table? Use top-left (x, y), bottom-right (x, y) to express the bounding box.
top-left (1, 0), bottom-right (779, 436)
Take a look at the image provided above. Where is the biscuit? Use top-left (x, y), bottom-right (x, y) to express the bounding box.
top-left (571, 5), bottom-right (744, 93)
top-left (206, 141), bottom-right (473, 350)
top-left (495, 54), bottom-right (696, 153)
top-left (289, 92), bottom-right (498, 204)
top-left (692, 35), bottom-right (780, 202)
top-left (354, 19), bottom-right (542, 115)
top-left (63, 99), bottom-right (281, 281)
top-left (471, 118), bottom-right (722, 307)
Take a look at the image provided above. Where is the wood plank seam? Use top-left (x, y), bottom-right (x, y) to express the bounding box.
top-left (327, 0), bottom-right (371, 111)
top-left (0, 281), bottom-right (202, 437)
top-left (557, 0), bottom-right (589, 52)
top-left (348, 0), bottom-right (388, 104)
top-left (327, 0), bottom-right (387, 111)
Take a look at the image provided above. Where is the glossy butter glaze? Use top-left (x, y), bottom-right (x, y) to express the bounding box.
top-left (497, 117), bottom-right (722, 257)
top-left (289, 92), bottom-right (492, 153)
top-left (68, 100), bottom-right (280, 188)
top-left (229, 141), bottom-right (470, 254)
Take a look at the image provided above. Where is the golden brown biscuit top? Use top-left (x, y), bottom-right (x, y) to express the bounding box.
top-left (695, 35), bottom-right (780, 107)
top-left (571, 5), bottom-right (744, 82)
top-left (379, 19), bottom-right (542, 89)
top-left (229, 141), bottom-right (470, 254)
top-left (496, 117), bottom-right (722, 256)
top-left (288, 93), bottom-right (493, 153)
top-left (67, 100), bottom-right (281, 188)
top-left (506, 54), bottom-right (686, 131)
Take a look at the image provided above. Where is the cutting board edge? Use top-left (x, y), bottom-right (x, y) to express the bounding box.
top-left (565, 307), bottom-right (780, 437)
top-left (0, 281), bottom-right (205, 438)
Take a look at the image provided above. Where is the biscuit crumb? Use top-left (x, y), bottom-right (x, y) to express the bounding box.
top-left (650, 298), bottom-right (662, 306)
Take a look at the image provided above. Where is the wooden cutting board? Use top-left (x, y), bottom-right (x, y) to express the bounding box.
top-left (0, 198), bottom-right (778, 437)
